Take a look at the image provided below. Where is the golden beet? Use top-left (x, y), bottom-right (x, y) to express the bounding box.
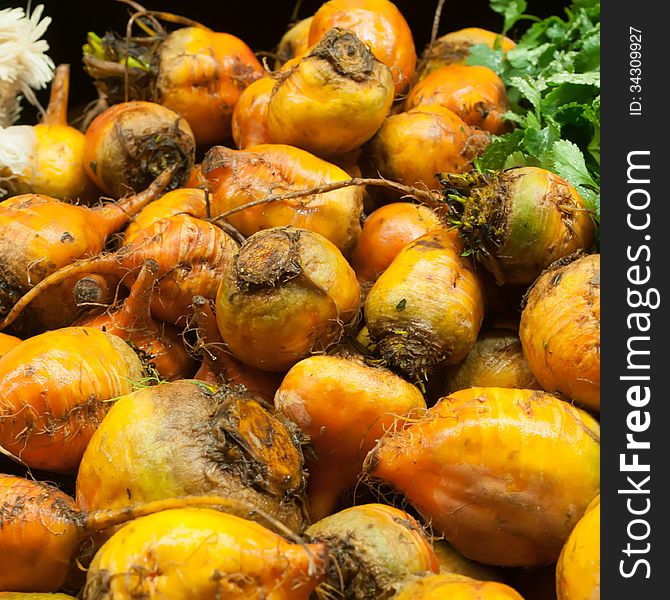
top-left (83, 508), bottom-right (327, 599)
top-left (84, 27), bottom-right (265, 146)
top-left (202, 144), bottom-right (363, 255)
top-left (155, 27), bottom-right (264, 145)
top-left (268, 28), bottom-right (395, 158)
top-left (366, 105), bottom-right (490, 188)
top-left (442, 167), bottom-right (596, 285)
top-left (393, 573), bottom-right (524, 599)
top-left (123, 187), bottom-right (207, 244)
top-left (350, 202), bottom-right (442, 282)
top-left (190, 295), bottom-right (284, 402)
top-left (0, 332), bottom-right (20, 358)
top-left (0, 475), bottom-right (80, 592)
top-left (306, 504), bottom-right (438, 599)
top-left (0, 327), bottom-right (146, 472)
top-left (418, 27), bottom-right (516, 79)
top-left (277, 17), bottom-right (314, 66)
top-left (83, 101), bottom-right (195, 198)
top-left (364, 227), bottom-right (484, 381)
top-left (74, 260), bottom-right (196, 382)
top-left (520, 254), bottom-right (600, 411)
top-left (215, 227), bottom-right (360, 371)
top-left (365, 387), bottom-right (601, 566)
top-left (0, 213), bottom-right (240, 330)
top-left (405, 64), bottom-right (509, 134)
top-left (1, 65), bottom-right (95, 202)
top-left (231, 77), bottom-right (275, 149)
top-left (76, 380), bottom-right (307, 532)
top-left (309, 0), bottom-right (416, 92)
top-left (442, 329), bottom-right (540, 394)
top-left (275, 354), bottom-right (425, 520)
top-left (0, 170), bottom-right (171, 335)
top-left (556, 496), bottom-right (600, 599)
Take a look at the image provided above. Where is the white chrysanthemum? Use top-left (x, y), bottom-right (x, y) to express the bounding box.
top-left (0, 124), bottom-right (37, 195)
top-left (0, 4), bottom-right (54, 126)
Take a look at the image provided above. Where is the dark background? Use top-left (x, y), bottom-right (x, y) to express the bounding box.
top-left (23, 0), bottom-right (568, 123)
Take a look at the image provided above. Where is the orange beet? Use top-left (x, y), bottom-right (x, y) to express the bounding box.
top-left (405, 64), bottom-right (509, 134)
top-left (0, 327), bottom-right (146, 472)
top-left (0, 170), bottom-right (172, 335)
top-left (418, 27), bottom-right (516, 79)
top-left (275, 354), bottom-right (425, 520)
top-left (203, 144), bottom-right (363, 255)
top-left (520, 254), bottom-right (600, 411)
top-left (75, 260), bottom-right (196, 381)
top-left (0, 475), bottom-right (80, 592)
top-left (309, 0), bottom-right (416, 93)
top-left (0, 333), bottom-right (20, 358)
top-left (366, 105), bottom-right (490, 189)
top-left (231, 77), bottom-right (274, 149)
top-left (350, 202), bottom-right (442, 282)
top-left (306, 504), bottom-right (438, 598)
top-left (1, 214), bottom-right (240, 330)
top-left (84, 27), bottom-right (265, 146)
top-left (365, 387), bottom-right (601, 566)
top-left (123, 187), bottom-right (207, 244)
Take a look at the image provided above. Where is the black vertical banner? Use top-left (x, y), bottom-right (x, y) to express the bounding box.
top-left (601, 1), bottom-right (668, 595)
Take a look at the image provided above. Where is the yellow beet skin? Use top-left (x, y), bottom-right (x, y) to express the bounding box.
top-left (393, 573), bottom-right (524, 599)
top-left (405, 64), bottom-right (509, 135)
top-left (0, 475), bottom-right (81, 593)
top-left (123, 187), bottom-right (207, 244)
top-left (309, 0), bottom-right (416, 93)
top-left (275, 355), bottom-right (425, 520)
top-left (268, 28), bottom-right (395, 158)
top-left (156, 27), bottom-right (265, 145)
top-left (202, 144), bottom-right (363, 255)
top-left (365, 387), bottom-right (601, 567)
top-left (76, 381), bottom-right (308, 533)
top-left (442, 329), bottom-right (540, 394)
top-left (83, 508), bottom-right (327, 600)
top-left (216, 227), bottom-right (360, 371)
top-left (520, 254), bottom-right (600, 411)
top-left (306, 504), bottom-right (438, 598)
top-left (364, 227), bottom-right (484, 380)
top-left (556, 496), bottom-right (600, 600)
top-left (366, 105), bottom-right (490, 188)
top-left (231, 77), bottom-right (275, 149)
top-left (418, 27), bottom-right (516, 78)
top-left (0, 328), bottom-right (146, 472)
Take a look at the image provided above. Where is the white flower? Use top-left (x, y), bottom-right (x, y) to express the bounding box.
top-left (0, 4), bottom-right (55, 126)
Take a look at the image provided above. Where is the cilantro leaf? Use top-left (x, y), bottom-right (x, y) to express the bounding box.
top-left (550, 140), bottom-right (600, 221)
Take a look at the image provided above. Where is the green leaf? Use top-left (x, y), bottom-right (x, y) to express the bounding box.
top-left (523, 124), bottom-right (561, 160)
top-left (546, 72), bottom-right (600, 87)
top-left (541, 83), bottom-right (598, 116)
top-left (466, 44), bottom-right (505, 74)
top-left (503, 151), bottom-right (531, 169)
top-left (550, 140), bottom-right (596, 188)
top-left (508, 76), bottom-right (547, 113)
top-left (475, 129), bottom-right (524, 170)
top-left (490, 0), bottom-right (528, 34)
top-left (549, 139), bottom-right (600, 221)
